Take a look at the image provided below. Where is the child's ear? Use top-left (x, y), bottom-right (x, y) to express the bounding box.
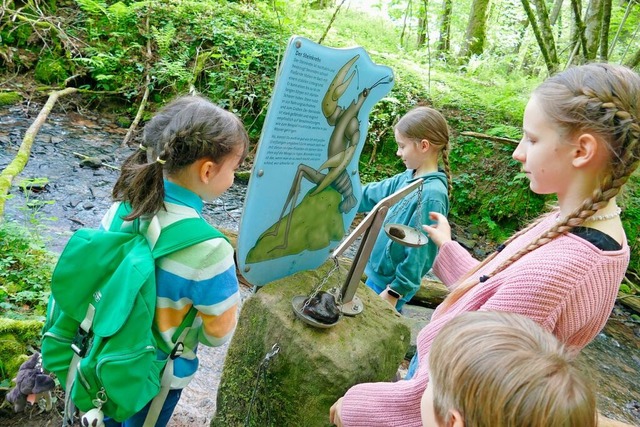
top-left (421, 139), bottom-right (431, 151)
top-left (199, 159), bottom-right (219, 184)
top-left (572, 133), bottom-right (599, 168)
top-left (447, 409), bottom-right (465, 427)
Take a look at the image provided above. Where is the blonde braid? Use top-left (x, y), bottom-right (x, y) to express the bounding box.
top-left (440, 142), bottom-right (453, 198)
top-left (440, 213), bottom-right (552, 310)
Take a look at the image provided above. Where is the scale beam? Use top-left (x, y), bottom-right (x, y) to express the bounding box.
top-left (332, 179), bottom-right (424, 315)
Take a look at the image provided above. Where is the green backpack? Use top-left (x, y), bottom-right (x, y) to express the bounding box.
top-left (41, 203), bottom-right (225, 426)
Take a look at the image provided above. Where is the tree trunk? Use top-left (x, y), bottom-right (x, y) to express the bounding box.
top-left (625, 46), bottom-right (640, 69)
top-left (520, 0), bottom-right (558, 74)
top-left (318, 0), bottom-right (347, 45)
top-left (400, 0), bottom-right (413, 48)
top-left (608, 0), bottom-right (634, 57)
top-left (584, 0), bottom-right (604, 60)
top-left (532, 0), bottom-right (559, 69)
top-left (417, 0), bottom-right (430, 47)
top-left (569, 0), bottom-right (589, 64)
top-left (459, 0), bottom-right (491, 59)
top-left (417, 17), bottom-right (427, 47)
top-left (598, 0), bottom-right (612, 60)
top-left (437, 0), bottom-right (453, 53)
top-left (549, 0), bottom-right (564, 25)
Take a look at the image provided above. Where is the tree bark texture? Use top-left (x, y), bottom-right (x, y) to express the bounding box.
top-left (598, 0), bottom-right (612, 60)
top-left (460, 0), bottom-right (491, 58)
top-left (569, 0), bottom-right (589, 63)
top-left (585, 0), bottom-right (604, 60)
top-left (531, 0), bottom-right (559, 70)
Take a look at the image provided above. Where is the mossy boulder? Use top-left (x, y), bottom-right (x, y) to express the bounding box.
top-left (34, 57), bottom-right (69, 84)
top-left (0, 318), bottom-right (44, 384)
top-left (0, 91), bottom-right (21, 106)
top-left (212, 260), bottom-right (410, 427)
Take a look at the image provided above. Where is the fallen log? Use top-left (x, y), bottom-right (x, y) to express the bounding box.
top-left (0, 87), bottom-right (78, 220)
top-left (461, 131), bottom-right (519, 145)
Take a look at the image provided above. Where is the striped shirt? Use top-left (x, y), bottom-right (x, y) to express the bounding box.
top-left (100, 180), bottom-right (240, 388)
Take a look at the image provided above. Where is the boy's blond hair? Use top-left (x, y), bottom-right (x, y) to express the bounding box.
top-left (429, 311), bottom-right (597, 427)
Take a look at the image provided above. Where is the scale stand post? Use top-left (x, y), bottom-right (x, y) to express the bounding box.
top-left (330, 179), bottom-right (424, 316)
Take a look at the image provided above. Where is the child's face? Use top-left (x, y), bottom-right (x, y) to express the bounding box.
top-left (202, 148), bottom-right (244, 201)
top-left (395, 129), bottom-right (425, 171)
top-left (421, 380), bottom-right (441, 427)
top-left (512, 95), bottom-right (575, 196)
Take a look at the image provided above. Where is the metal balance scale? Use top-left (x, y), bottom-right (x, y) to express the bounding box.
top-left (292, 179), bottom-right (426, 328)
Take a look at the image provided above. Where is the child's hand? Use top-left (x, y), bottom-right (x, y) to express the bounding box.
top-left (422, 212), bottom-right (452, 248)
top-left (330, 397), bottom-right (344, 426)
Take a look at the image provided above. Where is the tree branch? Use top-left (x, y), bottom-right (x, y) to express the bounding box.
top-left (460, 131), bottom-right (519, 145)
top-left (0, 87), bottom-right (78, 220)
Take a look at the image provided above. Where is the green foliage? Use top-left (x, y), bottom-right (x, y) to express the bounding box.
top-left (34, 56), bottom-right (70, 84)
top-left (0, 222), bottom-right (56, 321)
top-left (17, 177), bottom-right (57, 232)
top-left (621, 172), bottom-right (640, 281)
top-left (0, 20), bottom-right (33, 47)
top-left (1, 0), bottom-right (638, 276)
top-left (0, 92), bottom-right (21, 106)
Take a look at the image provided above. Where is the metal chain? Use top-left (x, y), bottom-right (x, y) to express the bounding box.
top-left (245, 343), bottom-right (281, 427)
top-left (301, 257), bottom-right (341, 311)
top-left (415, 183), bottom-right (425, 244)
top-left (415, 183), bottom-right (423, 230)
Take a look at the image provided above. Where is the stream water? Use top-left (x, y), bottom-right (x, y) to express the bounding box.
top-left (1, 101), bottom-right (639, 425)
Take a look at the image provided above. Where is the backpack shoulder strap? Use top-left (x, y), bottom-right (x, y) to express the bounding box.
top-left (109, 202), bottom-right (228, 259)
top-left (152, 217), bottom-right (227, 259)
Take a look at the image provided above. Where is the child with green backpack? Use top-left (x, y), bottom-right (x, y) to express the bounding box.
top-left (42, 95), bottom-right (249, 427)
top-left (105, 95), bottom-right (248, 426)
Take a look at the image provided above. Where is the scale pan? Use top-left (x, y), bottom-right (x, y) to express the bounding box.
top-left (384, 223), bottom-right (428, 247)
top-left (292, 295), bottom-right (339, 329)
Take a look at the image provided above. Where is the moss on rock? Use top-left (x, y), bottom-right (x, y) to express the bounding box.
top-left (34, 57), bottom-right (69, 84)
top-left (0, 318), bottom-right (44, 383)
top-left (0, 92), bottom-right (22, 106)
top-left (212, 260), bottom-right (410, 427)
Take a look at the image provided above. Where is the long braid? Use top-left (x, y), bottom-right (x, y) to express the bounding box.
top-left (440, 142), bottom-right (453, 199)
top-left (439, 63), bottom-right (640, 312)
top-left (441, 213), bottom-right (552, 309)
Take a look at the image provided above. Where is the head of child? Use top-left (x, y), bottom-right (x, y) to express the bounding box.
top-left (395, 106), bottom-right (452, 196)
top-left (113, 95), bottom-right (249, 219)
top-left (516, 63), bottom-right (639, 222)
top-left (420, 311), bottom-right (596, 427)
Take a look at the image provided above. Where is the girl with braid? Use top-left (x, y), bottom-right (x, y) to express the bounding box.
top-left (358, 106), bottom-right (451, 313)
top-left (331, 63), bottom-right (639, 427)
top-left (103, 95), bottom-right (248, 426)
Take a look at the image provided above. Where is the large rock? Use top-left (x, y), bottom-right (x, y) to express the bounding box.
top-left (212, 260), bottom-right (411, 427)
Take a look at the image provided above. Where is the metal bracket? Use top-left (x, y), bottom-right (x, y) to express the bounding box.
top-left (330, 178), bottom-right (424, 316)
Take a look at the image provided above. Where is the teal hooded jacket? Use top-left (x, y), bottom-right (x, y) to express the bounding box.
top-left (358, 169), bottom-right (449, 310)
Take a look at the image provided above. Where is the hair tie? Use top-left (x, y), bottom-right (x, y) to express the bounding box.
top-left (496, 243), bottom-right (505, 252)
top-left (139, 144), bottom-right (147, 151)
top-left (156, 157), bottom-right (166, 165)
top-left (479, 275), bottom-right (490, 283)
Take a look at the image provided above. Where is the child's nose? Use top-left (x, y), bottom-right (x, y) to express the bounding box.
top-left (512, 140), bottom-right (525, 162)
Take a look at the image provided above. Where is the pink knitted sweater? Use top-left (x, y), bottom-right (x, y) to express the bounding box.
top-left (340, 214), bottom-right (629, 427)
